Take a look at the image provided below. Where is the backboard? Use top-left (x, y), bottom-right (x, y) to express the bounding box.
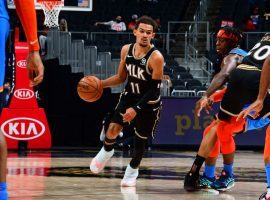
top-left (7, 0), bottom-right (92, 11)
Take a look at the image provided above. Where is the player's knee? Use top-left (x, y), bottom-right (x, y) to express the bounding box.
top-left (106, 123), bottom-right (122, 139)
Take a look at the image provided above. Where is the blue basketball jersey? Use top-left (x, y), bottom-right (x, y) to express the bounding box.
top-left (229, 48), bottom-right (248, 57)
top-left (0, 0), bottom-right (9, 20)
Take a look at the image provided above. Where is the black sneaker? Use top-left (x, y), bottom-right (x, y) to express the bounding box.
top-left (184, 171), bottom-right (199, 191)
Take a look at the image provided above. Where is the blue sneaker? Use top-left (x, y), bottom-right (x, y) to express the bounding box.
top-left (212, 170), bottom-right (235, 191)
top-left (198, 174), bottom-right (216, 189)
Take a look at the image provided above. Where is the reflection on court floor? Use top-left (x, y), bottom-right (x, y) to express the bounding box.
top-left (6, 149), bottom-right (266, 199)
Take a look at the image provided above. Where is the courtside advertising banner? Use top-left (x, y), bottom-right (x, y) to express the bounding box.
top-left (154, 97), bottom-right (266, 146)
top-left (0, 28), bottom-right (51, 149)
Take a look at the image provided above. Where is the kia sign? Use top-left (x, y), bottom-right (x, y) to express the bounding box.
top-left (16, 60), bottom-right (27, 68)
top-left (1, 117), bottom-right (45, 140)
top-left (14, 89), bottom-right (35, 100)
top-left (0, 27), bottom-right (52, 149)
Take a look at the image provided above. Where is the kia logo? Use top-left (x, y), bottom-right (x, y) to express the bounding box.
top-left (1, 117), bottom-right (45, 140)
top-left (17, 60), bottom-right (27, 68)
top-left (14, 89), bottom-right (34, 100)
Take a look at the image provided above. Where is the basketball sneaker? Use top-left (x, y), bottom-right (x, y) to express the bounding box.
top-left (90, 147), bottom-right (114, 174)
top-left (259, 192), bottom-right (270, 200)
top-left (184, 171), bottom-right (200, 191)
top-left (212, 170), bottom-right (235, 191)
top-left (198, 174), bottom-right (216, 189)
top-left (121, 164), bottom-right (139, 187)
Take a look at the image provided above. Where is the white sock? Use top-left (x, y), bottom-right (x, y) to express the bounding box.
top-left (96, 147), bottom-right (114, 163)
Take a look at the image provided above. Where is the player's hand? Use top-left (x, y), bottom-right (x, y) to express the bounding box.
top-left (195, 96), bottom-right (213, 117)
top-left (26, 51), bottom-right (44, 87)
top-left (237, 99), bottom-right (264, 120)
top-left (121, 107), bottom-right (137, 123)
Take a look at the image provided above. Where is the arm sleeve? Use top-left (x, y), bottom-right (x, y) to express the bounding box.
top-left (133, 79), bottom-right (161, 113)
top-left (13, 0), bottom-right (40, 51)
top-left (210, 87), bottom-right (227, 102)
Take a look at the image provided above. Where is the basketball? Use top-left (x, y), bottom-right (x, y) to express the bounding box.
top-left (77, 76), bottom-right (103, 102)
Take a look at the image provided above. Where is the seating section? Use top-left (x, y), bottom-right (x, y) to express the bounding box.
top-left (52, 0), bottom-right (188, 58)
top-left (9, 0), bottom-right (206, 97)
top-left (163, 58), bottom-right (207, 97)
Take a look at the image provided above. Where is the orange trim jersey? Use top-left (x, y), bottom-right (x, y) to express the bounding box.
top-left (211, 87), bottom-right (227, 102)
top-left (14, 0), bottom-right (40, 51)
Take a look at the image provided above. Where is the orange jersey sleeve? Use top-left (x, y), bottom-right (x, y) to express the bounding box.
top-left (210, 87), bottom-right (227, 102)
top-left (13, 0), bottom-right (40, 51)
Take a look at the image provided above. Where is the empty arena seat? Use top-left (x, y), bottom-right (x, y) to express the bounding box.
top-left (185, 79), bottom-right (203, 90)
top-left (171, 79), bottom-right (185, 87)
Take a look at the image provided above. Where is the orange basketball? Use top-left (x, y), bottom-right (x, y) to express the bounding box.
top-left (77, 76), bottom-right (103, 102)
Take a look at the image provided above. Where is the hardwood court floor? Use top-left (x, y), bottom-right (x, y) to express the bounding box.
top-left (6, 149), bottom-right (266, 199)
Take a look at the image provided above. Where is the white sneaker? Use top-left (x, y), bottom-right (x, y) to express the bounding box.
top-left (90, 147), bottom-right (114, 174)
top-left (121, 164), bottom-right (139, 187)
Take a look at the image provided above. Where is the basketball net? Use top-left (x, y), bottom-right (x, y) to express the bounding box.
top-left (37, 0), bottom-right (64, 28)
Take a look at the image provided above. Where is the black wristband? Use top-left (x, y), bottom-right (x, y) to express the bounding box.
top-left (132, 105), bottom-right (141, 113)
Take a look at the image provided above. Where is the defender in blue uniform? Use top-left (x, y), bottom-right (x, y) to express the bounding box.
top-left (184, 26), bottom-right (248, 192)
top-left (186, 32), bottom-right (270, 199)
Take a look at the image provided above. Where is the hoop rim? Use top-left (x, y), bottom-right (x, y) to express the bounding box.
top-left (36, 0), bottom-right (64, 6)
top-left (37, 0), bottom-right (64, 11)
top-left (36, 0), bottom-right (63, 2)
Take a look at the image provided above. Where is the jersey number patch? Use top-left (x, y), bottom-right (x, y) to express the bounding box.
top-left (248, 42), bottom-right (270, 61)
top-left (130, 82), bottom-right (141, 94)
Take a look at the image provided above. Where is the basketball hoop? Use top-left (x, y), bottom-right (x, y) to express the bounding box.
top-left (37, 0), bottom-right (64, 28)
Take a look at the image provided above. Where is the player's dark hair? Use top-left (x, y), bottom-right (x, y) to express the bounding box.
top-left (135, 15), bottom-right (157, 32)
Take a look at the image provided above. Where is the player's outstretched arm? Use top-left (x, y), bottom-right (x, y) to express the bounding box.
top-left (195, 88), bottom-right (226, 117)
top-left (237, 55), bottom-right (270, 120)
top-left (204, 54), bottom-right (242, 98)
top-left (13, 0), bottom-right (44, 86)
top-left (195, 54), bottom-right (242, 117)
